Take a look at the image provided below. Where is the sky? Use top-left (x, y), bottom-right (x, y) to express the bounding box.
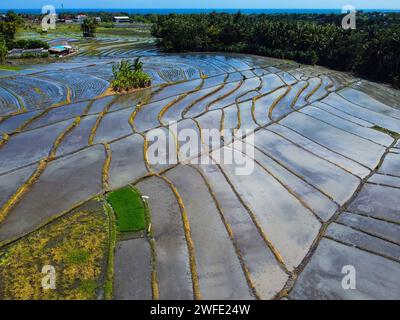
top-left (1, 0), bottom-right (399, 10)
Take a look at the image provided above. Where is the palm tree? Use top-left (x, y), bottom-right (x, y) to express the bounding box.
top-left (133, 57), bottom-right (143, 71)
top-left (81, 18), bottom-right (98, 38)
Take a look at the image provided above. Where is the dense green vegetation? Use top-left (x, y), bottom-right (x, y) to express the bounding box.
top-left (0, 40), bottom-right (7, 62)
top-left (0, 11), bottom-right (49, 58)
top-left (111, 58), bottom-right (151, 92)
top-left (152, 12), bottom-right (400, 88)
top-left (0, 21), bottom-right (17, 42)
top-left (7, 39), bottom-right (49, 50)
top-left (81, 17), bottom-right (99, 37)
top-left (13, 51), bottom-right (50, 59)
top-left (106, 187), bottom-right (146, 233)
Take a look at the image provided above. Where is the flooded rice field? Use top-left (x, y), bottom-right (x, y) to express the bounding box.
top-left (0, 37), bottom-right (399, 300)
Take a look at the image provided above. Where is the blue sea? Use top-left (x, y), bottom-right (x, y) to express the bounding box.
top-left (2, 8), bottom-right (400, 14)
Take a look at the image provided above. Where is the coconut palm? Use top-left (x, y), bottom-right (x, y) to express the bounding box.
top-left (81, 18), bottom-right (98, 38)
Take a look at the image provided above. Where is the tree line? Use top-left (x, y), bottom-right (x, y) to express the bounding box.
top-left (151, 12), bottom-right (400, 88)
top-left (0, 12), bottom-right (19, 61)
top-left (0, 17), bottom-right (48, 62)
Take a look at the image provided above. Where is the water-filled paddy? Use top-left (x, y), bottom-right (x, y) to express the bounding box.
top-left (0, 37), bottom-right (399, 300)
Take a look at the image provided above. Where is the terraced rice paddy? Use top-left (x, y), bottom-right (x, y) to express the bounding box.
top-left (0, 37), bottom-right (399, 300)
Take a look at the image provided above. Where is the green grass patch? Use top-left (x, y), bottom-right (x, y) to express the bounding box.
top-left (66, 249), bottom-right (91, 265)
top-left (77, 279), bottom-right (98, 297)
top-left (106, 187), bottom-right (145, 233)
top-left (371, 125), bottom-right (400, 139)
top-left (0, 65), bottom-right (22, 71)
